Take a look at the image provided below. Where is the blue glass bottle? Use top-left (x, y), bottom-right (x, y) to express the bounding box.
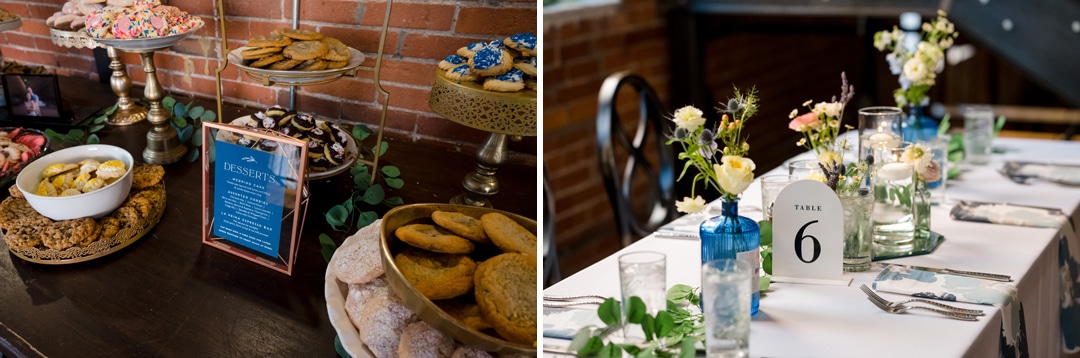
top-left (700, 198), bottom-right (760, 315)
top-left (901, 104), bottom-right (939, 144)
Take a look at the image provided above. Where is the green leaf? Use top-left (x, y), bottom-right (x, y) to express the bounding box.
top-left (598, 343), bottom-right (620, 358)
top-left (385, 177), bottom-right (404, 189)
top-left (378, 141), bottom-right (388, 155)
top-left (357, 211), bottom-right (379, 227)
top-left (67, 129), bottom-right (85, 141)
top-left (362, 184), bottom-right (385, 205)
top-left (86, 134), bottom-right (100, 144)
top-left (353, 170), bottom-right (373, 190)
top-left (654, 310), bottom-right (674, 337)
top-left (162, 96), bottom-right (176, 111)
top-left (937, 113), bottom-right (951, 135)
top-left (93, 115), bottom-right (108, 124)
top-left (576, 335), bottom-right (603, 356)
top-left (185, 149), bottom-right (200, 162)
top-left (188, 106), bottom-right (205, 120)
top-left (383, 196), bottom-right (404, 206)
top-left (640, 314), bottom-right (655, 341)
top-left (178, 124), bottom-right (193, 143)
top-left (191, 130), bottom-right (203, 147)
top-left (993, 115), bottom-right (1006, 136)
top-left (758, 220), bottom-right (773, 246)
top-left (568, 327), bottom-right (596, 353)
top-left (597, 298), bottom-right (621, 326)
top-left (678, 338), bottom-right (696, 358)
top-left (325, 205), bottom-right (350, 228)
top-left (626, 296), bottom-right (646, 324)
top-left (620, 344), bottom-right (642, 357)
top-left (666, 284), bottom-right (693, 302)
top-left (44, 128), bottom-right (63, 141)
top-left (352, 124), bottom-right (371, 141)
top-left (762, 247), bottom-right (773, 275)
top-left (89, 124), bottom-right (105, 133)
top-left (104, 102), bottom-right (118, 116)
top-left (760, 276), bottom-right (772, 292)
top-left (173, 115), bottom-right (189, 128)
top-left (318, 233), bottom-right (337, 263)
top-left (173, 101), bottom-right (187, 119)
top-left (200, 110), bottom-right (217, 122)
top-left (381, 165), bottom-right (401, 177)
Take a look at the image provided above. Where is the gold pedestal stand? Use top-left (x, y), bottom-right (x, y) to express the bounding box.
top-left (50, 29), bottom-right (146, 125)
top-left (91, 26), bottom-right (201, 164)
top-left (428, 70), bottom-right (537, 208)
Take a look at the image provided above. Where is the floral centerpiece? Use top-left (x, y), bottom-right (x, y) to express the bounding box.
top-left (666, 86), bottom-right (763, 314)
top-left (873, 10), bottom-right (958, 108)
top-left (788, 73), bottom-right (875, 271)
top-left (787, 72), bottom-right (867, 195)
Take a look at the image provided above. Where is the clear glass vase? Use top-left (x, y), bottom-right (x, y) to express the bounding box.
top-left (840, 188), bottom-right (874, 272)
top-left (871, 144), bottom-right (933, 258)
top-left (700, 198), bottom-right (760, 315)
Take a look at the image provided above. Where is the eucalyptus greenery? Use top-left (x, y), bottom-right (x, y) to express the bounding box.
top-left (163, 96), bottom-right (217, 162)
top-left (317, 123), bottom-right (404, 262)
top-left (569, 284), bottom-right (703, 358)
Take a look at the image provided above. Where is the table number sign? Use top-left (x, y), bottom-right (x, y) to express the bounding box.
top-left (771, 179), bottom-right (849, 285)
top-left (201, 122), bottom-right (309, 275)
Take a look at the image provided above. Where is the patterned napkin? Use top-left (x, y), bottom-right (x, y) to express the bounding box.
top-left (542, 306), bottom-right (605, 340)
top-left (873, 265), bottom-right (1029, 357)
top-left (950, 200), bottom-right (1066, 229)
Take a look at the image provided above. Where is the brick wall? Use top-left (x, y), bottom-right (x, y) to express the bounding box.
top-left (544, 0), bottom-right (670, 276)
top-left (0, 0), bottom-right (537, 160)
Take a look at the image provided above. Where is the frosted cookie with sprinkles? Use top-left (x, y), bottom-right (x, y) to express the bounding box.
top-left (468, 42), bottom-right (512, 77)
top-left (445, 64), bottom-right (478, 82)
top-left (512, 56), bottom-right (536, 76)
top-left (456, 41), bottom-right (487, 58)
top-left (438, 54), bottom-right (468, 71)
top-left (482, 68), bottom-right (525, 92)
top-left (502, 32), bottom-right (536, 56)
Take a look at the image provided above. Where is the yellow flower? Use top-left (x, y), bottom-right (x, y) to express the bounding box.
top-left (715, 156), bottom-right (756, 196)
top-left (675, 196), bottom-right (707, 214)
top-left (817, 150), bottom-right (841, 166)
top-left (672, 105), bottom-right (706, 131)
top-left (807, 171), bottom-right (828, 184)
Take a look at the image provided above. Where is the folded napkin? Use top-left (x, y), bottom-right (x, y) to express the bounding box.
top-left (1002, 161), bottom-right (1080, 186)
top-left (950, 200), bottom-right (1066, 229)
top-left (874, 265), bottom-right (1029, 357)
top-left (542, 306), bottom-right (605, 340)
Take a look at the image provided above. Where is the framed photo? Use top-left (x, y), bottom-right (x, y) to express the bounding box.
top-left (201, 121), bottom-right (310, 275)
top-left (1, 73), bottom-right (67, 123)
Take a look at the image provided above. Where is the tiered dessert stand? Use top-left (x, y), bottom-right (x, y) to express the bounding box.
top-left (50, 28), bottom-right (147, 125)
top-left (428, 70), bottom-right (537, 208)
top-left (212, 0), bottom-right (393, 182)
top-left (92, 25), bottom-right (203, 164)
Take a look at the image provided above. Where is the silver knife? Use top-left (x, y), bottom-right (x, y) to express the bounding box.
top-left (652, 229), bottom-right (699, 240)
top-left (883, 263), bottom-right (1012, 282)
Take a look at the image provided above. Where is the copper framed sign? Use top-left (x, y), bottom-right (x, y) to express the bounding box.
top-left (201, 121), bottom-right (309, 275)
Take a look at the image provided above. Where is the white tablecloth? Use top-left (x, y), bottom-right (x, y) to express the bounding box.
top-left (544, 138), bottom-right (1080, 357)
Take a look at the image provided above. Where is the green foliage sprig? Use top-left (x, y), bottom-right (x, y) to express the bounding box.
top-left (569, 284), bottom-right (703, 358)
top-left (318, 123), bottom-right (404, 262)
top-left (164, 96), bottom-right (217, 162)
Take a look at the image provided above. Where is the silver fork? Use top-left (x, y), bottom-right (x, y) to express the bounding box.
top-left (859, 284), bottom-right (979, 321)
top-left (542, 295), bottom-right (610, 307)
top-left (858, 285), bottom-right (985, 316)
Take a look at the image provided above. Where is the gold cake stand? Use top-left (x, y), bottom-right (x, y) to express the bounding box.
top-left (50, 28), bottom-right (147, 125)
top-left (428, 69), bottom-right (537, 208)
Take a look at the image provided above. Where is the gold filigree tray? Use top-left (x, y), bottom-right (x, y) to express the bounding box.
top-left (1, 183), bottom-right (165, 264)
top-left (428, 69), bottom-right (537, 137)
top-left (50, 28), bottom-right (102, 49)
top-left (227, 47), bottom-right (366, 87)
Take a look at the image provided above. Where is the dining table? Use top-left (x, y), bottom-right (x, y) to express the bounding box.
top-left (543, 137), bottom-right (1080, 357)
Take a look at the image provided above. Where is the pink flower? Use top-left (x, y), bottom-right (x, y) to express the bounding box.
top-left (788, 112), bottom-right (818, 131)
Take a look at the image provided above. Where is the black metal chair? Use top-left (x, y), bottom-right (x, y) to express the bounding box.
top-left (543, 166), bottom-right (560, 287)
top-left (596, 72), bottom-right (678, 247)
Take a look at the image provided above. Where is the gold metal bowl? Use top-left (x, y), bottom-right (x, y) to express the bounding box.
top-left (380, 203), bottom-right (537, 355)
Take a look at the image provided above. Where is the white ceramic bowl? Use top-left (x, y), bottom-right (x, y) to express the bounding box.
top-left (16, 144), bottom-right (135, 221)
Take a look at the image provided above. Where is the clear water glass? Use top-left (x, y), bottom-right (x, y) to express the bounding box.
top-left (702, 259), bottom-right (751, 358)
top-left (963, 105), bottom-right (994, 165)
top-left (618, 251), bottom-right (666, 341)
top-left (760, 175), bottom-right (796, 221)
top-left (923, 135), bottom-right (949, 205)
top-left (858, 106), bottom-right (904, 166)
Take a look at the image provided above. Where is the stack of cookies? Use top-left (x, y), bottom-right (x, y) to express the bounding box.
top-left (0, 164), bottom-right (165, 251)
top-left (1, 6), bottom-right (19, 22)
top-left (439, 32), bottom-right (537, 93)
top-left (240, 28), bottom-right (352, 72)
top-left (45, 0), bottom-right (104, 31)
top-left (82, 0), bottom-right (203, 39)
top-left (334, 212), bottom-right (537, 358)
top-left (232, 106), bottom-right (352, 173)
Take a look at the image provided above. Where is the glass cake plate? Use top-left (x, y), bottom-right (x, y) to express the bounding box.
top-left (228, 47), bottom-right (366, 86)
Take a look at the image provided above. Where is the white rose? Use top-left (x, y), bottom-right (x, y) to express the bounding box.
top-left (902, 58), bottom-right (929, 83)
top-left (675, 196), bottom-right (707, 214)
top-left (824, 102), bottom-right (842, 118)
top-left (672, 106), bottom-right (706, 131)
top-left (715, 156), bottom-right (756, 196)
top-left (917, 41), bottom-right (944, 63)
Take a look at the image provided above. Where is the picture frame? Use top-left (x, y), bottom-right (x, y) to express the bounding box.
top-left (201, 121), bottom-right (310, 275)
top-left (1, 73), bottom-right (69, 123)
